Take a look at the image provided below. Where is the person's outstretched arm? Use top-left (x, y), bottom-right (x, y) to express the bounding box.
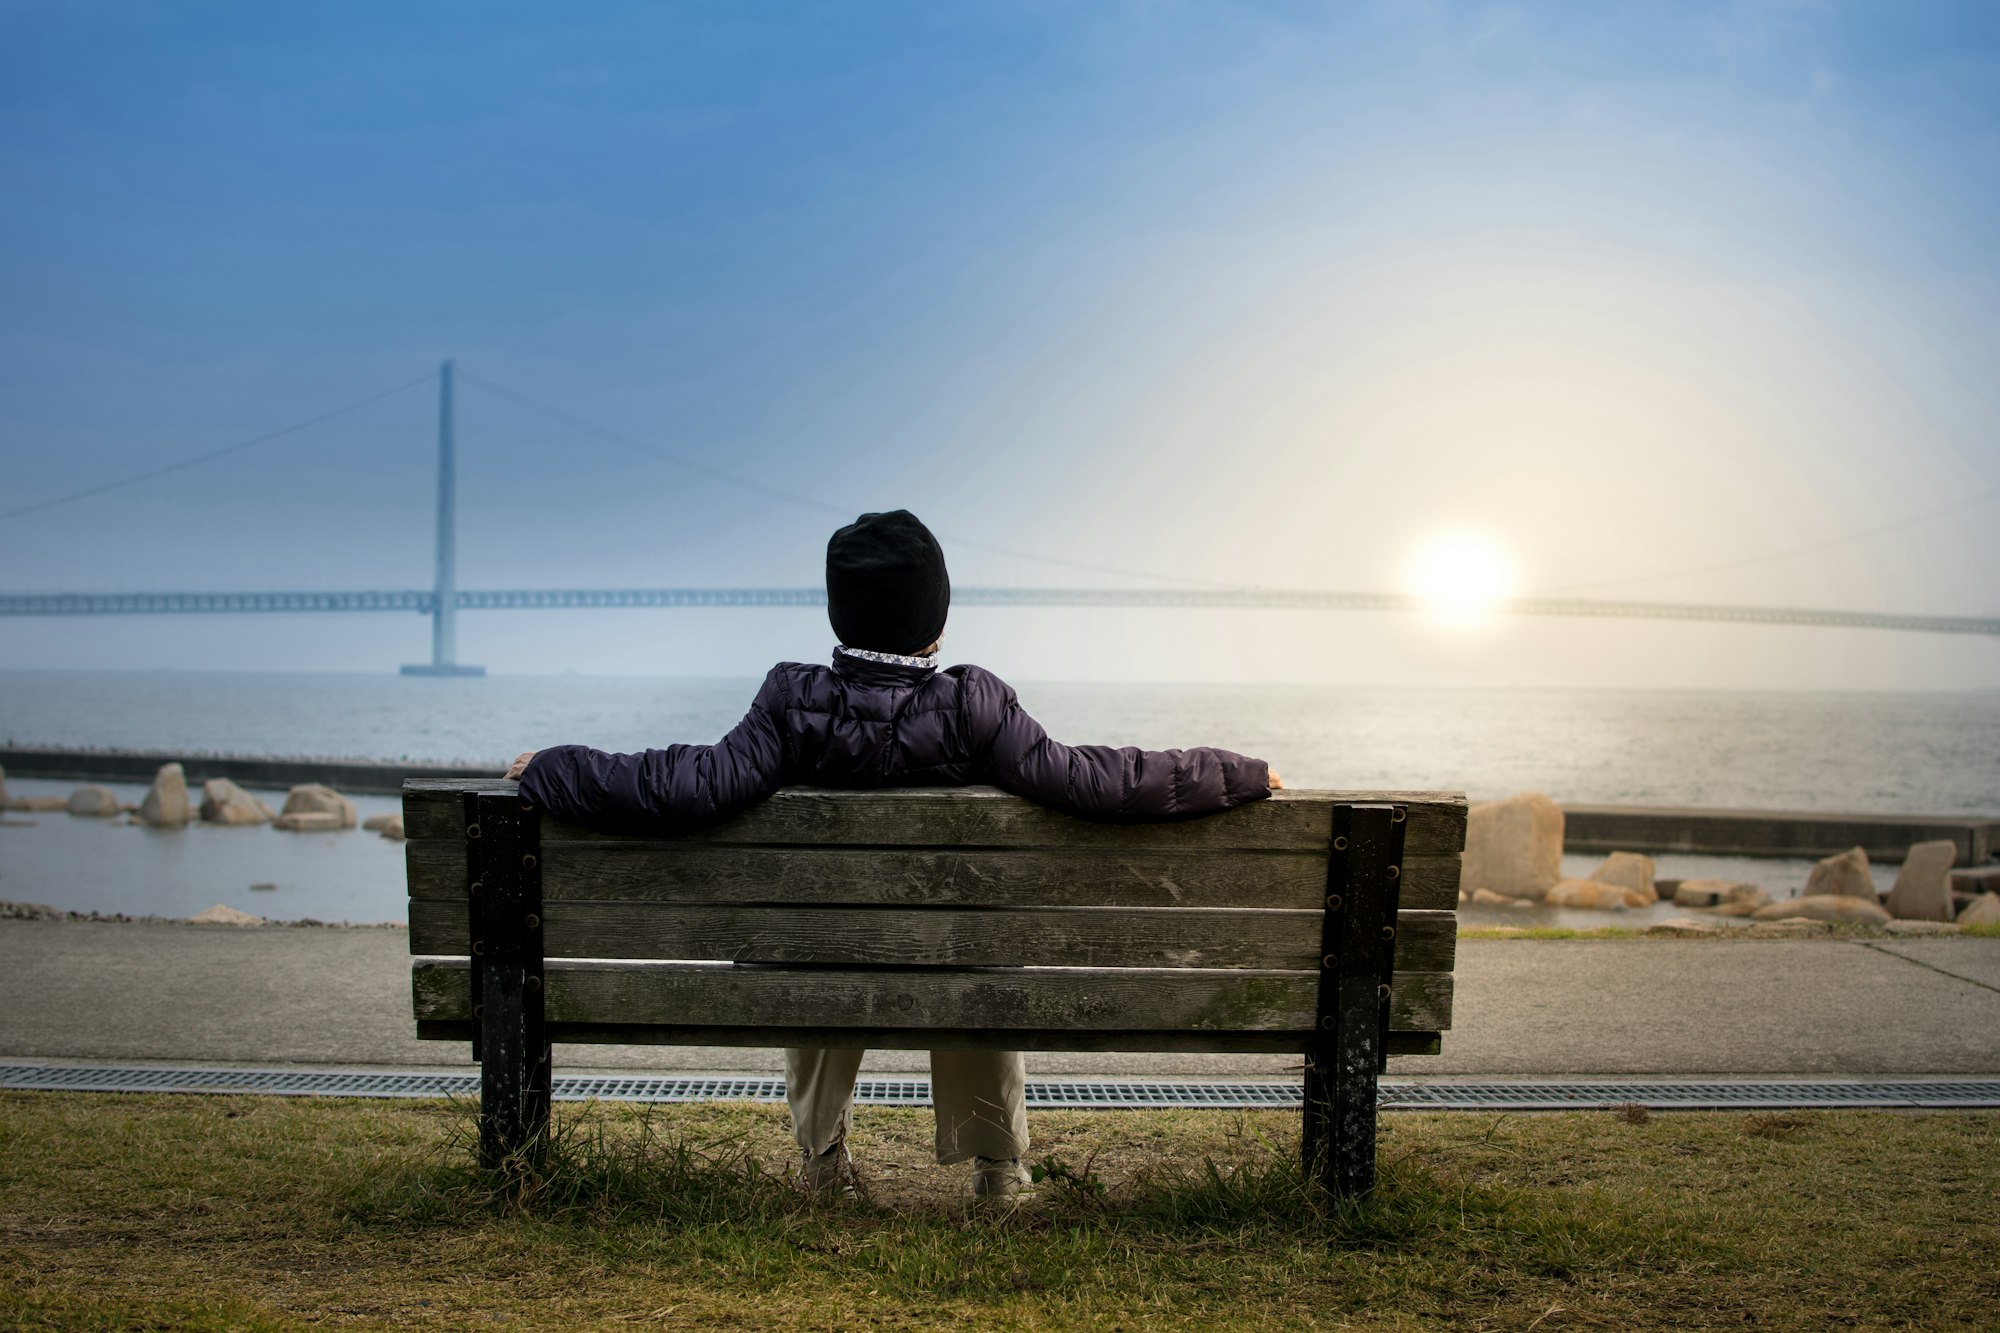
top-left (508, 670), bottom-right (787, 834)
top-left (964, 668), bottom-right (1276, 821)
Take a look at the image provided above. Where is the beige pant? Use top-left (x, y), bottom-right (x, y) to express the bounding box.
top-left (785, 1047), bottom-right (1030, 1164)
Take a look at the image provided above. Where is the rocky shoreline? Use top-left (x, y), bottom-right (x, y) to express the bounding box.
top-left (1, 761), bottom-right (407, 840)
top-left (9, 761), bottom-right (1999, 935)
top-left (1459, 791), bottom-right (2000, 933)
top-left (0, 899), bottom-right (405, 929)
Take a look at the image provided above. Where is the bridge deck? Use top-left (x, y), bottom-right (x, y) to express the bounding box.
top-left (3, 587), bottom-right (1995, 636)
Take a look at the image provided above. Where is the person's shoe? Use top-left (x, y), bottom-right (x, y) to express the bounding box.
top-left (970, 1156), bottom-right (1034, 1206)
top-left (800, 1136), bottom-right (857, 1200)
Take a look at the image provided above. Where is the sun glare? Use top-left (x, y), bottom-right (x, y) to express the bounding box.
top-left (1408, 531), bottom-right (1517, 625)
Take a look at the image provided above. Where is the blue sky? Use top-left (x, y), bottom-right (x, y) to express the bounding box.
top-left (1, 1), bottom-right (1997, 686)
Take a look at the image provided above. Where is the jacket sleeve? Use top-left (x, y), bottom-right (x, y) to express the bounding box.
top-left (516, 669), bottom-right (787, 834)
top-left (963, 668), bottom-right (1271, 822)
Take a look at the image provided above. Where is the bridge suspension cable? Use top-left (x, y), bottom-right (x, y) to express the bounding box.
top-left (456, 370), bottom-right (1238, 590)
top-left (0, 372), bottom-right (437, 522)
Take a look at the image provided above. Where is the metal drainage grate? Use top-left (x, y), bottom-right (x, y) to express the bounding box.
top-left (560, 1075), bottom-right (786, 1103)
top-left (1377, 1079), bottom-right (2000, 1111)
top-left (3, 1065), bottom-right (1997, 1110)
top-left (1026, 1080), bottom-right (1302, 1108)
top-left (0, 1064), bottom-right (480, 1098)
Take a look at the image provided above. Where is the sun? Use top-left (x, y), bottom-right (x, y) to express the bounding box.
top-left (1407, 530), bottom-right (1517, 625)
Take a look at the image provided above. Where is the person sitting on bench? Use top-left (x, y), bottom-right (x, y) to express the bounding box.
top-left (504, 509), bottom-right (1280, 1202)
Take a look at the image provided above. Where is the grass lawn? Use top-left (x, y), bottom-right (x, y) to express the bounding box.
top-left (2, 1092), bottom-right (1995, 1330)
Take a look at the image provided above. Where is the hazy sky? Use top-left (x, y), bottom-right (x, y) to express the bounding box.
top-left (2, 1), bottom-right (1997, 687)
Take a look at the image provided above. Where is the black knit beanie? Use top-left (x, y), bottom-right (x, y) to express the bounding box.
top-left (825, 510), bottom-right (950, 655)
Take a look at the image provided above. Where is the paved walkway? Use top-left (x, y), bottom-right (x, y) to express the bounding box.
top-left (3, 921), bottom-right (1996, 1078)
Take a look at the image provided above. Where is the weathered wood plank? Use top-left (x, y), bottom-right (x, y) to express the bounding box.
top-left (407, 901), bottom-right (1457, 973)
top-left (412, 960), bottom-right (1453, 1033)
top-left (404, 781), bottom-right (1466, 856)
top-left (413, 1018), bottom-right (1443, 1056)
top-left (407, 842), bottom-right (1325, 907)
top-left (404, 841), bottom-right (1463, 912)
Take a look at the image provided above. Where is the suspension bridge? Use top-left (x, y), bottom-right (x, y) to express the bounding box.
top-left (4, 362), bottom-right (1996, 676)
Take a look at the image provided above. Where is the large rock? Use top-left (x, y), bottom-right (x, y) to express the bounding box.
top-left (200, 778), bottom-right (274, 826)
top-left (1543, 878), bottom-right (1637, 910)
top-left (280, 784), bottom-right (357, 829)
top-left (1885, 840), bottom-right (1957, 922)
top-left (1462, 793), bottom-right (1564, 900)
top-left (189, 903), bottom-right (265, 926)
top-left (137, 762), bottom-right (192, 827)
top-left (367, 812), bottom-right (406, 841)
top-left (14, 796), bottom-right (69, 812)
top-left (66, 786), bottom-right (121, 817)
top-left (1958, 893), bottom-right (2000, 929)
top-left (1802, 846), bottom-right (1877, 901)
top-left (1587, 852), bottom-right (1658, 905)
top-left (1673, 879), bottom-right (1768, 910)
top-left (1751, 894), bottom-right (1891, 924)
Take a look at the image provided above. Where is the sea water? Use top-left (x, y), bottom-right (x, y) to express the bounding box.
top-left (1, 670), bottom-right (1995, 923)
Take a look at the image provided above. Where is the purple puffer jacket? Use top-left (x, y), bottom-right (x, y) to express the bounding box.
top-left (519, 649), bottom-right (1271, 834)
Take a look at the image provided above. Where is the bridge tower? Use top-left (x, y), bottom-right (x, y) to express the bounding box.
top-left (401, 360), bottom-right (485, 677)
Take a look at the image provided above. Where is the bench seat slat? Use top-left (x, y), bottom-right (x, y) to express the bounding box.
top-left (411, 959), bottom-right (1454, 1033)
top-left (407, 901), bottom-right (1457, 973)
top-left (403, 782), bottom-right (1466, 855)
top-left (411, 1019), bottom-right (1442, 1057)
top-left (404, 843), bottom-right (1463, 912)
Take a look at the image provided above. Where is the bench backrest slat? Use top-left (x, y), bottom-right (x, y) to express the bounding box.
top-left (402, 781), bottom-right (1466, 855)
top-left (405, 842), bottom-right (1461, 911)
top-left (411, 960), bottom-right (1456, 1036)
top-left (407, 901), bottom-right (1458, 973)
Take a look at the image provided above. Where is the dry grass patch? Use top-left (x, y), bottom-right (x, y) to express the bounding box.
top-left (2, 1092), bottom-right (1996, 1330)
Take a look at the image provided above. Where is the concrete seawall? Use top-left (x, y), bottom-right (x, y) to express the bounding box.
top-left (1, 746), bottom-right (493, 796)
top-left (5, 745), bottom-right (1996, 863)
top-left (1562, 804), bottom-right (1999, 866)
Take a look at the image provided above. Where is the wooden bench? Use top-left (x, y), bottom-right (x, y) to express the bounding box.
top-left (403, 781), bottom-right (1466, 1198)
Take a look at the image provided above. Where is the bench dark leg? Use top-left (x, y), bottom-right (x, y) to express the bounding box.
top-left (1305, 803), bottom-right (1405, 1201)
top-left (469, 790), bottom-right (548, 1170)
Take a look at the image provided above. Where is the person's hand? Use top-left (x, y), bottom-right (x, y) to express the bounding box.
top-left (504, 751), bottom-right (537, 780)
top-left (1267, 769), bottom-right (1284, 790)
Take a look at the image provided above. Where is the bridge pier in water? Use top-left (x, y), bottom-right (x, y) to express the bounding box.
top-left (402, 359), bottom-right (485, 678)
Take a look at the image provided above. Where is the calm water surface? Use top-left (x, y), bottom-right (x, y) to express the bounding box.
top-left (4, 670), bottom-right (1996, 810)
top-left (1, 671), bottom-right (1994, 923)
